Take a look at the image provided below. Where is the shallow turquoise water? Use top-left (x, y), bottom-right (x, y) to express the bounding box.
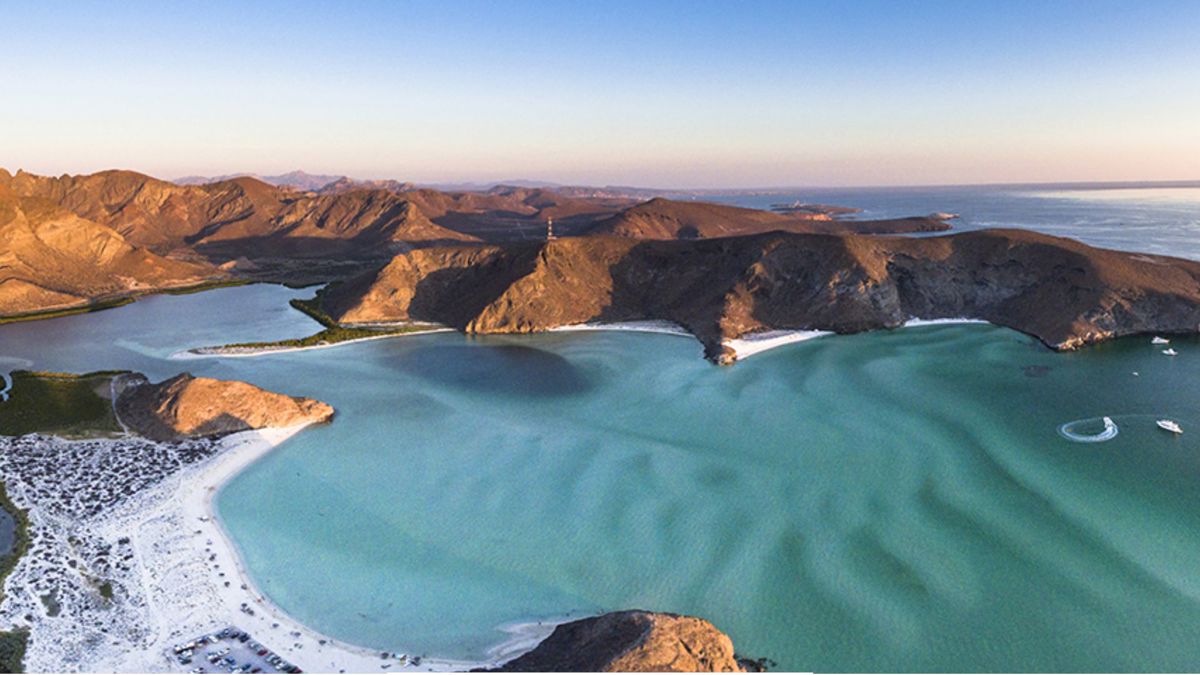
top-left (208, 324), bottom-right (1200, 671)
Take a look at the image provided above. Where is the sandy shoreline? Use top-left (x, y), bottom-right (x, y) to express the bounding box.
top-left (175, 318), bottom-right (993, 364)
top-left (172, 328), bottom-right (455, 360)
top-left (724, 318), bottom-right (991, 360)
top-left (0, 425), bottom-right (555, 672)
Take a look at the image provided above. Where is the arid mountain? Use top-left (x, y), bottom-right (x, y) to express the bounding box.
top-left (321, 229), bottom-right (1200, 363)
top-left (587, 197), bottom-right (951, 239)
top-left (0, 169), bottom-right (475, 259)
top-left (114, 372), bottom-right (334, 441)
top-left (317, 177), bottom-right (416, 194)
top-left (0, 168), bottom-right (972, 320)
top-left (175, 170), bottom-right (347, 191)
top-left (493, 611), bottom-right (745, 672)
top-left (0, 175), bottom-right (218, 316)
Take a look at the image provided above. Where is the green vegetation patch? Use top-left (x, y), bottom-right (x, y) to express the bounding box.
top-left (0, 297), bottom-right (135, 325)
top-left (199, 289), bottom-right (439, 353)
top-left (0, 629), bottom-right (27, 674)
top-left (0, 371), bottom-right (126, 437)
top-left (159, 279), bottom-right (253, 296)
top-left (0, 483), bottom-right (30, 674)
top-left (0, 279), bottom-right (248, 326)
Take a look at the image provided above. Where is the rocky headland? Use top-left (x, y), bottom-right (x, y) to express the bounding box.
top-left (113, 373), bottom-right (334, 441)
top-left (319, 229), bottom-right (1200, 363)
top-left (494, 611), bottom-right (746, 672)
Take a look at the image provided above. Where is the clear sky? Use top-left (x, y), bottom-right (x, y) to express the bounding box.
top-left (3, 0), bottom-right (1199, 188)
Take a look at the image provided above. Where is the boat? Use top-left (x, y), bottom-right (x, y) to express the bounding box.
top-left (1152, 336), bottom-right (1171, 345)
top-left (1157, 419), bottom-right (1183, 434)
top-left (1058, 416), bottom-right (1119, 442)
top-left (1163, 348), bottom-right (1178, 356)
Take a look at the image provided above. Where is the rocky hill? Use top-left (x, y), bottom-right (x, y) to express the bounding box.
top-left (0, 170), bottom-right (475, 258)
top-left (114, 373), bottom-right (334, 441)
top-left (494, 611), bottom-right (745, 672)
top-left (321, 229), bottom-right (1200, 362)
top-left (587, 197), bottom-right (951, 239)
top-left (0, 178), bottom-right (218, 317)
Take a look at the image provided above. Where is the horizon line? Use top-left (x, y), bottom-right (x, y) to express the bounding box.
top-left (5, 165), bottom-right (1200, 194)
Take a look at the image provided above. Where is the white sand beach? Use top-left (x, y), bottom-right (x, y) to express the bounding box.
top-left (723, 329), bottom-right (834, 360)
top-left (0, 425), bottom-right (554, 672)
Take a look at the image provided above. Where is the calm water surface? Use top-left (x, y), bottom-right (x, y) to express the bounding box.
top-left (1, 188), bottom-right (1199, 670)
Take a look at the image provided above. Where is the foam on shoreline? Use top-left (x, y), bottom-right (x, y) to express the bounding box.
top-left (549, 320), bottom-right (694, 337)
top-left (723, 318), bottom-right (993, 360)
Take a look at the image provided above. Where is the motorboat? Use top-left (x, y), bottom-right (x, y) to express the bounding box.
top-left (1163, 348), bottom-right (1178, 356)
top-left (1152, 336), bottom-right (1171, 345)
top-left (1059, 416), bottom-right (1119, 442)
top-left (1157, 419), bottom-right (1183, 434)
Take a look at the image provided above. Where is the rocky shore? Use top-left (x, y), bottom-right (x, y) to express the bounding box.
top-left (319, 229), bottom-right (1200, 363)
top-left (113, 373), bottom-right (334, 441)
top-left (492, 611), bottom-right (747, 672)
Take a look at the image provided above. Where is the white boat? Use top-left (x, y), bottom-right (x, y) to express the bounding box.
top-left (1103, 416), bottom-right (1116, 431)
top-left (1157, 419), bottom-right (1183, 434)
top-left (1152, 336), bottom-right (1171, 345)
top-left (1163, 348), bottom-right (1178, 356)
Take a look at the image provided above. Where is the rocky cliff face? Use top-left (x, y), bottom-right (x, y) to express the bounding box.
top-left (114, 373), bottom-right (334, 441)
top-left (321, 230), bottom-right (1200, 362)
top-left (494, 611), bottom-right (745, 672)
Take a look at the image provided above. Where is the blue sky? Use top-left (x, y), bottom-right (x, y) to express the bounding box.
top-left (2, 0), bottom-right (1198, 187)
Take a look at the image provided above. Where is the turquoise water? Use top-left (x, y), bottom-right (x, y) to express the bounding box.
top-left (2, 188), bottom-right (1199, 670)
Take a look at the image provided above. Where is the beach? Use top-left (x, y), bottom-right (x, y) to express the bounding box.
top-left (0, 425), bottom-right (554, 672)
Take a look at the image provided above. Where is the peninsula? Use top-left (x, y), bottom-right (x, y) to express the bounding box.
top-left (316, 229), bottom-right (1200, 363)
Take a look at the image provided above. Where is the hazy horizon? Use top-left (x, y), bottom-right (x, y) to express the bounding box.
top-left (4, 0), bottom-right (1199, 188)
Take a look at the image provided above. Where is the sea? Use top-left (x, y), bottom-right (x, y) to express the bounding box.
top-left (1, 185), bottom-right (1199, 671)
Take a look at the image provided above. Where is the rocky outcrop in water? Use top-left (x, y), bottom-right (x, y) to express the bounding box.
top-left (321, 229), bottom-right (1200, 363)
top-left (494, 611), bottom-right (746, 672)
top-left (115, 373), bottom-right (334, 441)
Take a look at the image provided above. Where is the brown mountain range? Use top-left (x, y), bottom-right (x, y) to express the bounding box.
top-left (0, 175), bottom-right (216, 317)
top-left (0, 167), bottom-right (964, 320)
top-left (320, 229), bottom-right (1200, 363)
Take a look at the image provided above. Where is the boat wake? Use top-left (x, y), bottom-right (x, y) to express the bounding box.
top-left (1058, 416), bottom-right (1119, 443)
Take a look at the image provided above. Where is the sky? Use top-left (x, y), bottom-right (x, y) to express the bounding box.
top-left (2, 0), bottom-right (1199, 188)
